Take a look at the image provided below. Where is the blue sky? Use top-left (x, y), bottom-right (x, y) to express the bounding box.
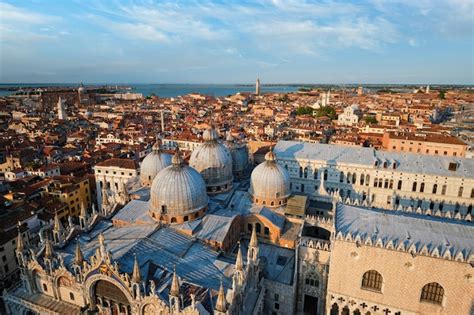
top-left (0, 0), bottom-right (473, 84)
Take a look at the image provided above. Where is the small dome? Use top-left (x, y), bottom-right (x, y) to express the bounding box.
top-left (224, 133), bottom-right (248, 179)
top-left (249, 148), bottom-right (290, 207)
top-left (190, 127), bottom-right (233, 194)
top-left (140, 142), bottom-right (172, 187)
top-left (150, 150), bottom-right (208, 224)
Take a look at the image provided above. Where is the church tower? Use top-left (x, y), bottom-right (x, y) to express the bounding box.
top-left (57, 97), bottom-right (67, 120)
top-left (255, 78), bottom-right (261, 95)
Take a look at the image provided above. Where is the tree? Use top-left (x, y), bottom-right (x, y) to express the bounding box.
top-left (365, 116), bottom-right (377, 124)
top-left (295, 106), bottom-right (314, 115)
top-left (315, 106), bottom-right (336, 119)
top-left (438, 90), bottom-right (446, 100)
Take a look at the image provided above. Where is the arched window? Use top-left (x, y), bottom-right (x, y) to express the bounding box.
top-left (330, 303), bottom-right (339, 315)
top-left (43, 283), bottom-right (48, 292)
top-left (324, 170), bottom-right (328, 180)
top-left (352, 173), bottom-right (356, 184)
top-left (314, 169), bottom-right (318, 179)
top-left (183, 216), bottom-right (189, 222)
top-left (412, 182), bottom-right (417, 192)
top-left (340, 172), bottom-right (344, 183)
top-left (264, 227), bottom-right (270, 235)
top-left (170, 217), bottom-right (177, 223)
top-left (397, 180), bottom-right (402, 190)
top-left (432, 184), bottom-right (438, 194)
top-left (361, 270), bottom-right (383, 291)
top-left (420, 282), bottom-right (444, 305)
top-left (299, 167), bottom-right (303, 178)
top-left (420, 182), bottom-right (425, 193)
top-left (468, 204), bottom-right (472, 215)
top-left (389, 180), bottom-right (393, 189)
top-left (360, 174), bottom-right (365, 186)
top-left (256, 223), bottom-right (261, 233)
top-left (70, 292), bottom-right (75, 300)
top-left (365, 174), bottom-right (370, 186)
top-left (304, 167), bottom-right (308, 179)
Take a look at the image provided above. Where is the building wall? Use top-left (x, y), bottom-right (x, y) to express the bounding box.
top-left (382, 134), bottom-right (467, 157)
top-left (263, 279), bottom-right (295, 315)
top-left (326, 239), bottom-right (473, 315)
top-left (0, 231), bottom-right (29, 288)
top-left (94, 165), bottom-right (138, 208)
top-left (278, 159), bottom-right (474, 215)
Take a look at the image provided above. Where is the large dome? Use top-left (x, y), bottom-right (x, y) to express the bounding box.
top-left (140, 142), bottom-right (172, 186)
top-left (189, 127), bottom-right (233, 194)
top-left (249, 148), bottom-right (291, 207)
top-left (224, 132), bottom-right (248, 179)
top-left (149, 150), bottom-right (208, 224)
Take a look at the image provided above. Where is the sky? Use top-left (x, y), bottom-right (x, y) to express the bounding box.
top-left (0, 0), bottom-right (473, 84)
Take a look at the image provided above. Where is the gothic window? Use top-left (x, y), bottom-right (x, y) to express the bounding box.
top-left (347, 172), bottom-right (352, 184)
top-left (420, 282), bottom-right (444, 305)
top-left (299, 167), bottom-right (303, 178)
top-left (340, 172), bottom-right (344, 183)
top-left (397, 180), bottom-right (402, 190)
top-left (441, 185), bottom-right (447, 195)
top-left (458, 186), bottom-right (463, 197)
top-left (43, 283), bottom-right (48, 292)
top-left (420, 182), bottom-right (425, 192)
top-left (373, 178), bottom-right (378, 188)
top-left (412, 182), bottom-right (417, 192)
top-left (389, 180), bottom-right (394, 189)
top-left (361, 270), bottom-right (383, 291)
top-left (304, 167), bottom-right (308, 179)
top-left (330, 304), bottom-right (339, 315)
top-left (384, 179), bottom-right (389, 189)
top-left (352, 173), bottom-right (356, 184)
top-left (324, 170), bottom-right (328, 180)
top-left (313, 170), bottom-right (318, 179)
top-left (432, 184), bottom-right (438, 194)
top-left (360, 174), bottom-right (365, 186)
top-left (365, 174), bottom-right (370, 186)
top-left (471, 188), bottom-right (474, 198)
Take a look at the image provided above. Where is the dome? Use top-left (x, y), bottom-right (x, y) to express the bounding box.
top-left (224, 132), bottom-right (248, 179)
top-left (249, 148), bottom-right (291, 207)
top-left (140, 142), bottom-right (172, 187)
top-left (150, 150), bottom-right (208, 224)
top-left (189, 127), bottom-right (233, 194)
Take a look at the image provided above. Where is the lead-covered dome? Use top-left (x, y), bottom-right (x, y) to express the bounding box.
top-left (140, 141), bottom-right (172, 187)
top-left (224, 132), bottom-right (248, 179)
top-left (189, 127), bottom-right (233, 194)
top-left (149, 150), bottom-right (208, 224)
top-left (249, 148), bottom-right (291, 207)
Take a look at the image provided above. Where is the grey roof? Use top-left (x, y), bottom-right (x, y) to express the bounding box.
top-left (196, 214), bottom-right (237, 243)
top-left (335, 204), bottom-right (474, 256)
top-left (274, 140), bottom-right (474, 178)
top-left (113, 199), bottom-right (155, 224)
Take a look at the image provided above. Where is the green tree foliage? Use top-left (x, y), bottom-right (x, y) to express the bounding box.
top-left (315, 106), bottom-right (336, 119)
top-left (364, 116), bottom-right (377, 124)
top-left (438, 90), bottom-right (446, 99)
top-left (295, 106), bottom-right (313, 115)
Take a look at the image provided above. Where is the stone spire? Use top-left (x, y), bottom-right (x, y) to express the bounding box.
top-left (318, 172), bottom-right (329, 197)
top-left (53, 212), bottom-right (63, 234)
top-left (203, 126), bottom-right (218, 142)
top-left (102, 187), bottom-right (109, 207)
top-left (215, 281), bottom-right (227, 313)
top-left (57, 96), bottom-right (66, 120)
top-left (98, 232), bottom-right (107, 258)
top-left (152, 139), bottom-right (161, 153)
top-left (74, 241), bottom-right (84, 266)
top-left (250, 224), bottom-right (258, 248)
top-left (16, 228), bottom-right (24, 253)
top-left (44, 237), bottom-right (54, 259)
top-left (132, 255), bottom-right (141, 283)
top-left (170, 266), bottom-right (180, 297)
top-left (235, 242), bottom-right (243, 271)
